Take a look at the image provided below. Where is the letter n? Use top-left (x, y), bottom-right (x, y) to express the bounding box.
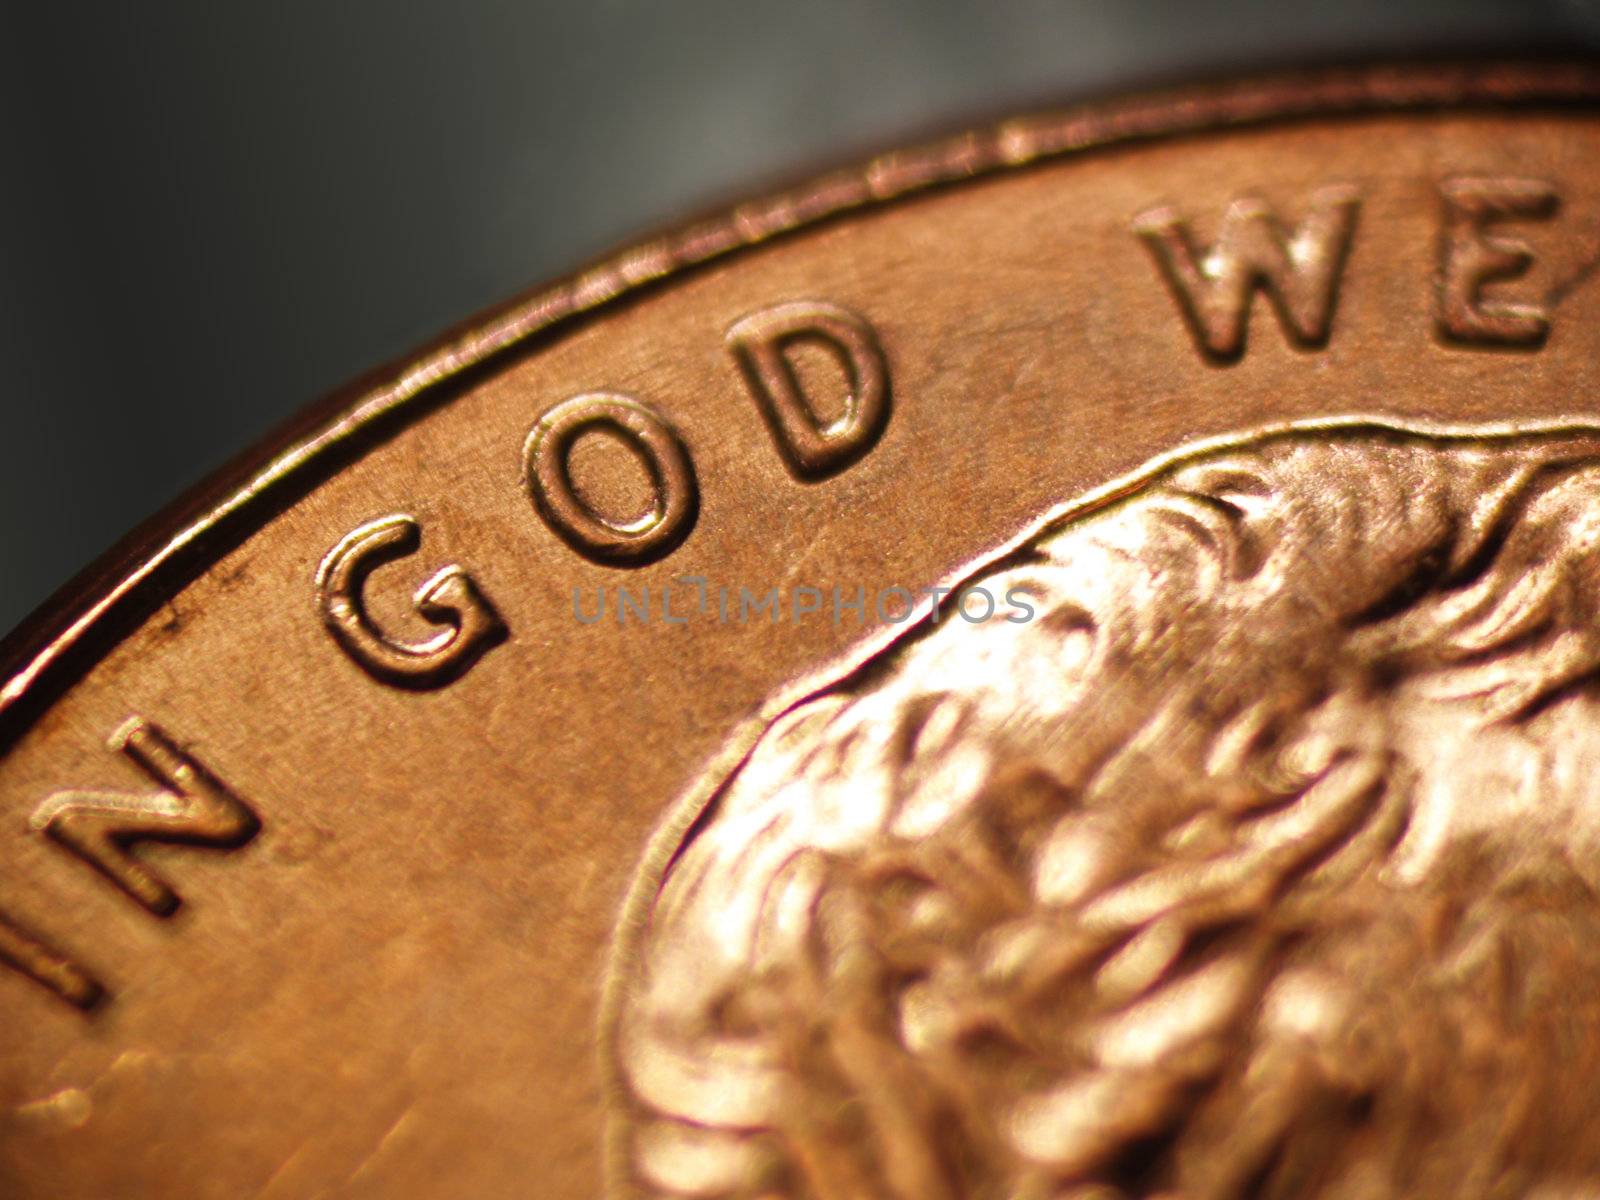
top-left (1133, 186), bottom-right (1359, 362)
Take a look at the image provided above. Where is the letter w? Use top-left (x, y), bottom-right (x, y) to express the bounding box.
top-left (33, 719), bottom-right (259, 917)
top-left (1134, 186), bottom-right (1359, 362)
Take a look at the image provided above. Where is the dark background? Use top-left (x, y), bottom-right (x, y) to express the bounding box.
top-left (3, 2), bottom-right (1597, 638)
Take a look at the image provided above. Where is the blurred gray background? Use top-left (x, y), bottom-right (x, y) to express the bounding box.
top-left (2, 1), bottom-right (1597, 638)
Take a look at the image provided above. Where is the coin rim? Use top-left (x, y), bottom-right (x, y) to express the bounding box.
top-left (3, 59), bottom-right (1599, 747)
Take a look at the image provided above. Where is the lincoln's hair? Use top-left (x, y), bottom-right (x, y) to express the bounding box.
top-left (617, 427), bottom-right (1600, 1200)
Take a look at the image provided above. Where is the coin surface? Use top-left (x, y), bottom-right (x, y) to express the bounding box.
top-left (6, 62), bottom-right (1600, 1199)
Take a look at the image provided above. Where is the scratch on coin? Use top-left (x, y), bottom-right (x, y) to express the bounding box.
top-left (13, 1086), bottom-right (91, 1130)
top-left (345, 1101), bottom-right (420, 1186)
top-left (12, 1053), bottom-right (154, 1132)
top-left (1549, 240), bottom-right (1600, 305)
top-left (251, 1137), bottom-right (315, 1199)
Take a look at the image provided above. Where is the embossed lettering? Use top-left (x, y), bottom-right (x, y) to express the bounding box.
top-left (1437, 176), bottom-right (1559, 346)
top-left (0, 907), bottom-right (102, 1009)
top-left (524, 393), bottom-right (698, 565)
top-left (727, 301), bottom-right (890, 479)
top-left (33, 719), bottom-right (259, 917)
top-left (1134, 186), bottom-right (1359, 362)
top-left (317, 514), bottom-right (505, 688)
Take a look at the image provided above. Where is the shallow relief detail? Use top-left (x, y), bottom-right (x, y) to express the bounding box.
top-left (610, 424), bottom-right (1600, 1200)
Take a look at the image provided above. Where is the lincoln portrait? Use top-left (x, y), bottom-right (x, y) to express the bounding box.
top-left (614, 425), bottom-right (1600, 1200)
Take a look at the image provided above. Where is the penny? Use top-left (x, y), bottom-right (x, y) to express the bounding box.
top-left (5, 62), bottom-right (1600, 1198)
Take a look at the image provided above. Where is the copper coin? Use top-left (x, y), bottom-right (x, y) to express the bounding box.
top-left (7, 62), bottom-right (1600, 1199)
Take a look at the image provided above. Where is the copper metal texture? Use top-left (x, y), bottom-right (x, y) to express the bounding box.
top-left (7, 63), bottom-right (1600, 1199)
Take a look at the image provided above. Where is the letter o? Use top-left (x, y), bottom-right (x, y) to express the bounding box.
top-left (958, 586), bottom-right (996, 623)
top-left (524, 393), bottom-right (698, 565)
top-left (876, 586), bottom-right (915, 625)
